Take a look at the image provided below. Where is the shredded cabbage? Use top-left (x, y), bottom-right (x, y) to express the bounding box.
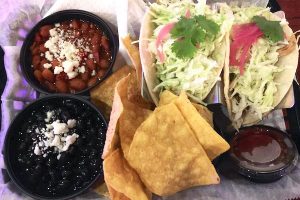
top-left (230, 38), bottom-right (285, 125)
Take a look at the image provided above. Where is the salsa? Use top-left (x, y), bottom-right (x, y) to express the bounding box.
top-left (30, 19), bottom-right (112, 93)
top-left (229, 125), bottom-right (298, 182)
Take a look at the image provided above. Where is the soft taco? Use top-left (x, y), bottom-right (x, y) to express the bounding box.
top-left (224, 6), bottom-right (299, 128)
top-left (140, 0), bottom-right (234, 105)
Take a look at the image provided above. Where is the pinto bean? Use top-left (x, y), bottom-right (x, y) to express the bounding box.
top-left (42, 69), bottom-right (55, 82)
top-left (69, 78), bottom-right (86, 91)
top-left (55, 80), bottom-right (68, 93)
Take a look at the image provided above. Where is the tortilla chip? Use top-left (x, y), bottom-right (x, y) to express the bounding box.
top-left (102, 73), bottom-right (153, 159)
top-left (159, 90), bottom-right (213, 126)
top-left (107, 184), bottom-right (130, 200)
top-left (102, 74), bottom-right (131, 159)
top-left (104, 149), bottom-right (151, 200)
top-left (119, 101), bottom-right (152, 158)
top-left (91, 65), bottom-right (134, 120)
top-left (122, 35), bottom-right (143, 91)
top-left (127, 72), bottom-right (154, 110)
top-left (172, 92), bottom-right (229, 160)
top-left (127, 103), bottom-right (220, 196)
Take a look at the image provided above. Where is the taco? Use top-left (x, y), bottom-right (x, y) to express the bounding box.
top-left (140, 0), bottom-right (234, 105)
top-left (224, 7), bottom-right (299, 128)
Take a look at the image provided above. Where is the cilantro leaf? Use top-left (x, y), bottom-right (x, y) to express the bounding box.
top-left (194, 15), bottom-right (220, 37)
top-left (171, 38), bottom-right (197, 59)
top-left (191, 27), bottom-right (205, 46)
top-left (252, 16), bottom-right (284, 43)
top-left (170, 15), bottom-right (220, 59)
top-left (170, 17), bottom-right (193, 38)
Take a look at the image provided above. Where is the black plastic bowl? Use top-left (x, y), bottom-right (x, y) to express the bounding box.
top-left (229, 125), bottom-right (298, 183)
top-left (4, 95), bottom-right (107, 199)
top-left (20, 9), bottom-right (119, 95)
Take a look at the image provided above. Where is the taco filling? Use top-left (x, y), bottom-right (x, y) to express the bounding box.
top-left (147, 0), bottom-right (233, 103)
top-left (228, 6), bottom-right (297, 128)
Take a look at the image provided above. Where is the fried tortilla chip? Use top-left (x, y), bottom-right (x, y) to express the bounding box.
top-left (127, 72), bottom-right (154, 110)
top-left (171, 92), bottom-right (229, 160)
top-left (122, 35), bottom-right (143, 91)
top-left (102, 73), bottom-right (153, 159)
top-left (91, 66), bottom-right (134, 120)
top-left (159, 90), bottom-right (213, 126)
top-left (102, 74), bottom-right (131, 159)
top-left (104, 149), bottom-right (151, 200)
top-left (119, 101), bottom-right (152, 158)
top-left (107, 184), bottom-right (130, 200)
top-left (127, 103), bottom-right (220, 196)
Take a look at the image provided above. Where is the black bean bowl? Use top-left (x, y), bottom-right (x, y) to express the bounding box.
top-left (4, 95), bottom-right (107, 199)
top-left (20, 9), bottom-right (119, 95)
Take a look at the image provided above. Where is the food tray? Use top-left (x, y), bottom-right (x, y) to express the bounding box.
top-left (1, 0), bottom-right (300, 199)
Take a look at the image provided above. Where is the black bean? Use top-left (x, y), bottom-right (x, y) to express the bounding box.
top-left (81, 147), bottom-right (89, 155)
top-left (89, 148), bottom-right (98, 159)
top-left (35, 156), bottom-right (44, 164)
top-left (36, 113), bottom-right (44, 122)
top-left (49, 170), bottom-right (59, 183)
top-left (18, 142), bottom-right (27, 151)
top-left (46, 157), bottom-right (56, 167)
top-left (60, 110), bottom-right (71, 122)
top-left (89, 159), bottom-right (100, 170)
top-left (57, 179), bottom-right (71, 191)
top-left (80, 168), bottom-right (90, 180)
top-left (67, 146), bottom-right (77, 156)
top-left (75, 178), bottom-right (83, 187)
top-left (43, 105), bottom-right (54, 112)
top-left (61, 169), bottom-right (71, 178)
top-left (34, 164), bottom-right (42, 176)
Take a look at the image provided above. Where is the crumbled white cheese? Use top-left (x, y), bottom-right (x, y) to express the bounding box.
top-left (51, 120), bottom-right (69, 135)
top-left (39, 141), bottom-right (44, 147)
top-left (91, 70), bottom-right (96, 76)
top-left (78, 66), bottom-right (85, 74)
top-left (55, 23), bottom-right (60, 27)
top-left (62, 133), bottom-right (79, 151)
top-left (62, 60), bottom-right (74, 73)
top-left (32, 112), bottom-right (79, 159)
top-left (34, 145), bottom-right (42, 155)
top-left (50, 135), bottom-right (61, 147)
top-left (43, 63), bottom-right (52, 69)
top-left (54, 66), bottom-right (63, 74)
top-left (45, 111), bottom-right (54, 122)
top-left (46, 124), bottom-right (53, 130)
top-left (45, 51), bottom-right (53, 61)
top-left (67, 119), bottom-right (76, 128)
top-left (67, 71), bottom-right (78, 79)
top-left (49, 28), bottom-right (57, 37)
top-left (88, 54), bottom-right (94, 59)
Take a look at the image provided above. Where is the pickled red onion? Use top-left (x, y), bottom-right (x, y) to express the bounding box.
top-left (229, 23), bottom-right (263, 75)
top-left (156, 22), bottom-right (175, 63)
top-left (185, 9), bottom-right (191, 18)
